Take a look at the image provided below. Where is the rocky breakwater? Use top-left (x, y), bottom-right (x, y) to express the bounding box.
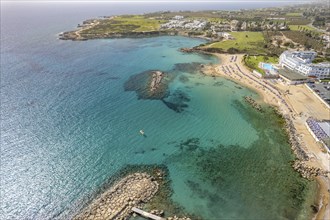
top-left (74, 173), bottom-right (159, 220)
top-left (292, 160), bottom-right (329, 180)
top-left (243, 96), bottom-right (263, 112)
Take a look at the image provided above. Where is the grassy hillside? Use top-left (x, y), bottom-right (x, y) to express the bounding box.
top-left (81, 16), bottom-right (166, 34)
top-left (206, 32), bottom-right (267, 54)
top-left (288, 25), bottom-right (318, 32)
top-left (285, 12), bottom-right (302, 17)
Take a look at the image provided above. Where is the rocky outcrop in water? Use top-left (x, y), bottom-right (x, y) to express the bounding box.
top-left (74, 173), bottom-right (159, 220)
top-left (292, 160), bottom-right (329, 180)
top-left (124, 70), bottom-right (170, 100)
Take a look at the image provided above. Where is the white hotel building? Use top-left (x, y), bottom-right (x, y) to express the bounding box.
top-left (279, 51), bottom-right (330, 79)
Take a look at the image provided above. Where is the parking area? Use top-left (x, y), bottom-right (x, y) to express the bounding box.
top-left (307, 82), bottom-right (330, 105)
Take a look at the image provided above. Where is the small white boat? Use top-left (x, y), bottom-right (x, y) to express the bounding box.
top-left (139, 130), bottom-right (145, 135)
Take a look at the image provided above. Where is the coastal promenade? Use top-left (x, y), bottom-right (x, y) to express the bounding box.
top-left (203, 53), bottom-right (330, 219)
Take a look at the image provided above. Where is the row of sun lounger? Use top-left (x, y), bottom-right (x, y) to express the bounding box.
top-left (306, 118), bottom-right (329, 140)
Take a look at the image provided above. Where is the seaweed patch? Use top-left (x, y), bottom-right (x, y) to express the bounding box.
top-left (162, 89), bottom-right (190, 113)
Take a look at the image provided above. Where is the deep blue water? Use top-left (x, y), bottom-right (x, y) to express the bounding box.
top-left (1, 2), bottom-right (317, 220)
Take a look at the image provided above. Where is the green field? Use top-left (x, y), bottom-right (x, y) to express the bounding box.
top-left (81, 16), bottom-right (166, 34)
top-left (244, 55), bottom-right (279, 75)
top-left (286, 12), bottom-right (302, 17)
top-left (114, 16), bottom-right (166, 31)
top-left (289, 25), bottom-right (317, 32)
top-left (189, 17), bottom-right (226, 22)
top-left (287, 18), bottom-right (311, 25)
top-left (206, 32), bottom-right (267, 54)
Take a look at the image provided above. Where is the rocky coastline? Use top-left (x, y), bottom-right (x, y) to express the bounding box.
top-left (181, 48), bottom-right (329, 184)
top-left (72, 165), bottom-right (196, 220)
top-left (59, 30), bottom-right (178, 41)
top-left (74, 173), bottom-right (159, 220)
top-left (278, 111), bottom-right (329, 181)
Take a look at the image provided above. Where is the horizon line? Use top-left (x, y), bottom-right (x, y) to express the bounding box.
top-left (1, 0), bottom-right (315, 3)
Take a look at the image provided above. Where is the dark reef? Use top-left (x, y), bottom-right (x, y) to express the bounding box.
top-left (173, 62), bottom-right (204, 74)
top-left (162, 89), bottom-right (190, 113)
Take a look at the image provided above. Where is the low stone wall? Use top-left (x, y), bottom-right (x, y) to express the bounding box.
top-left (243, 96), bottom-right (263, 112)
top-left (74, 173), bottom-right (159, 220)
top-left (292, 160), bottom-right (329, 180)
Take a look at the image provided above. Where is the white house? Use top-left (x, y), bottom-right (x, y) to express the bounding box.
top-left (217, 32), bottom-right (234, 39)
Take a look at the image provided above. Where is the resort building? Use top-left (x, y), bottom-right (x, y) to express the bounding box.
top-left (279, 51), bottom-right (330, 79)
top-left (277, 68), bottom-right (312, 85)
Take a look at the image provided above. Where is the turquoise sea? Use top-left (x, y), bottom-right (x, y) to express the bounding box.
top-left (1, 2), bottom-right (317, 220)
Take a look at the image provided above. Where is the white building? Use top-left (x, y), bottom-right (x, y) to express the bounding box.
top-left (279, 51), bottom-right (330, 79)
top-left (230, 20), bottom-right (239, 31)
top-left (173, 15), bottom-right (184, 20)
top-left (217, 32), bottom-right (234, 39)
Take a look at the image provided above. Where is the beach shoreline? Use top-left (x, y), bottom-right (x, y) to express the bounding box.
top-left (202, 53), bottom-right (330, 220)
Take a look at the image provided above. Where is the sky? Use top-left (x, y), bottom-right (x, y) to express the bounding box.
top-left (1, 0), bottom-right (314, 2)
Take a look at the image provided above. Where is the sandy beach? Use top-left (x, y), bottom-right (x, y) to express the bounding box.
top-left (203, 53), bottom-right (330, 219)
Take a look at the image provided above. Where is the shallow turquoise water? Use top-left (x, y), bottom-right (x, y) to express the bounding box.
top-left (1, 4), bottom-right (317, 220)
